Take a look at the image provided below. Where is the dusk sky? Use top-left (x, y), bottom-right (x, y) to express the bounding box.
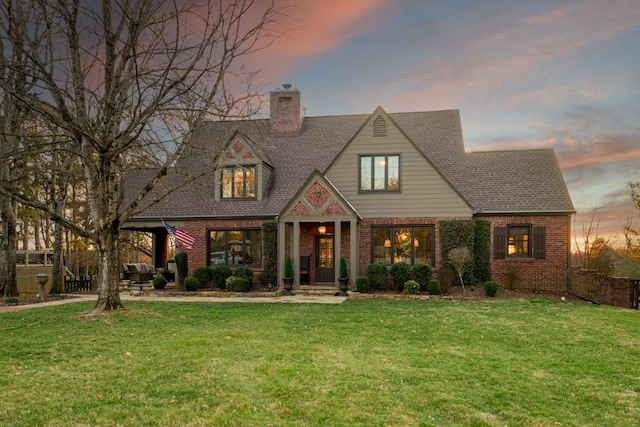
top-left (245, 0), bottom-right (640, 248)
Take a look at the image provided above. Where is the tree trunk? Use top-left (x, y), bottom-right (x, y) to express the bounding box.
top-left (50, 218), bottom-right (65, 294)
top-left (0, 197), bottom-right (18, 297)
top-left (93, 225), bottom-right (124, 312)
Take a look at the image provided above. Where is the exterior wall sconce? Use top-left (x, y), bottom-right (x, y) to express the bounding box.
top-left (318, 225), bottom-right (326, 235)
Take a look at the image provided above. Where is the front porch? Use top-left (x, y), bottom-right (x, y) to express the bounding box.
top-left (277, 172), bottom-right (361, 292)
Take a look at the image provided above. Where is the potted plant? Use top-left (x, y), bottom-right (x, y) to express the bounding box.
top-left (338, 255), bottom-right (349, 296)
top-left (283, 255), bottom-right (294, 295)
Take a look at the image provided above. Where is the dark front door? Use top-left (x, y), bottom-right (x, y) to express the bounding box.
top-left (315, 236), bottom-right (335, 283)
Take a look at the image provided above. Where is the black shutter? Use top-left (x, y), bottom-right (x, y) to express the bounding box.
top-left (533, 226), bottom-right (546, 259)
top-left (494, 226), bottom-right (507, 259)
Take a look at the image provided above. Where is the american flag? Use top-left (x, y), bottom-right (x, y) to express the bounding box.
top-left (163, 221), bottom-right (196, 250)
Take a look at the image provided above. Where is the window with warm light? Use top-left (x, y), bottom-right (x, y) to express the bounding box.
top-left (507, 225), bottom-right (530, 257)
top-left (372, 225), bottom-right (433, 266)
top-left (208, 229), bottom-right (261, 266)
top-left (222, 166), bottom-right (256, 199)
top-left (359, 154), bottom-right (400, 192)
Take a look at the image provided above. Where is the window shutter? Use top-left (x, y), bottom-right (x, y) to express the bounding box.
top-left (494, 226), bottom-right (507, 259)
top-left (533, 226), bottom-right (546, 259)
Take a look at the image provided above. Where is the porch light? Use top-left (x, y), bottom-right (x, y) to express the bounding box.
top-left (318, 225), bottom-right (326, 235)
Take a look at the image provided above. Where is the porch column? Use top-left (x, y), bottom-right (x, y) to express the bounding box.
top-left (334, 220), bottom-right (341, 286)
top-left (293, 221), bottom-right (300, 288)
top-left (278, 220), bottom-right (286, 288)
top-left (350, 219), bottom-right (358, 288)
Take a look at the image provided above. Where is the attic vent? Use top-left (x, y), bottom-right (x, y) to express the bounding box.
top-left (373, 115), bottom-right (386, 137)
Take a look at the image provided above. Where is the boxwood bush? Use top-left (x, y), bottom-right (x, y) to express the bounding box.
top-left (484, 280), bottom-right (498, 297)
top-left (413, 262), bottom-right (433, 290)
top-left (226, 276), bottom-right (251, 292)
top-left (367, 262), bottom-right (388, 290)
top-left (355, 276), bottom-right (370, 293)
top-left (427, 279), bottom-right (441, 295)
top-left (193, 266), bottom-right (215, 288)
top-left (403, 280), bottom-right (420, 295)
top-left (152, 275), bottom-right (167, 290)
top-left (212, 265), bottom-right (232, 289)
top-left (184, 276), bottom-right (198, 291)
top-left (391, 262), bottom-right (412, 291)
top-left (234, 266), bottom-right (253, 285)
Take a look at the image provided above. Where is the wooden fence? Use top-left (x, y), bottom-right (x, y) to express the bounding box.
top-left (64, 275), bottom-right (96, 293)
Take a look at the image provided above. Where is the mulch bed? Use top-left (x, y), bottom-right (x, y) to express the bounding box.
top-left (0, 294), bottom-right (79, 307)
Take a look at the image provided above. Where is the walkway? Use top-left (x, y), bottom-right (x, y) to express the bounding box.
top-left (0, 291), bottom-right (347, 313)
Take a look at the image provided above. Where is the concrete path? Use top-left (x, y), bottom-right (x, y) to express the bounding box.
top-left (0, 292), bottom-right (347, 313)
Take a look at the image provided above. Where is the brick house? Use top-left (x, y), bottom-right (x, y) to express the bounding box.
top-left (124, 85), bottom-right (575, 291)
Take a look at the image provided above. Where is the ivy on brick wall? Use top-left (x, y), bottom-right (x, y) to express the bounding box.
top-left (261, 222), bottom-right (278, 287)
top-left (474, 220), bottom-right (492, 282)
top-left (439, 219), bottom-right (491, 283)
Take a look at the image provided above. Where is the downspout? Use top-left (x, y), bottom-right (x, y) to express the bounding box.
top-left (567, 214), bottom-right (572, 293)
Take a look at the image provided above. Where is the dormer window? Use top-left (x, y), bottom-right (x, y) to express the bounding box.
top-left (222, 166), bottom-right (256, 199)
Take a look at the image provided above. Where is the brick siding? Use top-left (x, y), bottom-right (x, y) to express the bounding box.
top-left (487, 215), bottom-right (571, 292)
top-left (571, 267), bottom-right (636, 308)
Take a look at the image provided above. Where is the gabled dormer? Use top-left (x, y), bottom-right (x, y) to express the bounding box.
top-left (214, 132), bottom-right (273, 201)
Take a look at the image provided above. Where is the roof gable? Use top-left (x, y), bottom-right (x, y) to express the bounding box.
top-left (280, 170), bottom-right (360, 220)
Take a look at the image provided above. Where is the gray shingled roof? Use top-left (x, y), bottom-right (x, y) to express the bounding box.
top-left (126, 109), bottom-right (574, 219)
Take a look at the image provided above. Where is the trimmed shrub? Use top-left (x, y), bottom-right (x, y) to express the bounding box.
top-left (355, 276), bottom-right (370, 292)
top-left (4, 297), bottom-right (19, 304)
top-left (484, 280), bottom-right (498, 297)
top-left (152, 275), bottom-right (168, 290)
top-left (234, 266), bottom-right (254, 285)
top-left (226, 276), bottom-right (251, 292)
top-left (403, 280), bottom-right (420, 295)
top-left (175, 252), bottom-right (188, 286)
top-left (428, 279), bottom-right (441, 295)
top-left (367, 262), bottom-right (388, 290)
top-left (284, 256), bottom-right (294, 278)
top-left (413, 262), bottom-right (433, 290)
top-left (212, 265), bottom-right (232, 289)
top-left (339, 256), bottom-right (348, 278)
top-left (193, 266), bottom-right (215, 288)
top-left (474, 220), bottom-right (492, 282)
top-left (184, 276), bottom-right (198, 291)
top-left (391, 262), bottom-right (412, 290)
top-left (261, 222), bottom-right (278, 287)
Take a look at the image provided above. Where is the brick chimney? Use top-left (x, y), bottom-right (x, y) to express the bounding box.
top-left (269, 84), bottom-right (304, 136)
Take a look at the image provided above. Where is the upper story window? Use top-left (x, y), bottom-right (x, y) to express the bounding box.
top-left (359, 154), bottom-right (400, 192)
top-left (222, 166), bottom-right (256, 199)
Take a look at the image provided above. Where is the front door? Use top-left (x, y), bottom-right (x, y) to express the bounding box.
top-left (315, 236), bottom-right (335, 283)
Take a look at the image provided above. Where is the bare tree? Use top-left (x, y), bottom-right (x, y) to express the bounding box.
top-left (0, 0), bottom-right (42, 297)
top-left (573, 207), bottom-right (614, 271)
top-left (448, 246), bottom-right (471, 292)
top-left (0, 0), bottom-right (295, 311)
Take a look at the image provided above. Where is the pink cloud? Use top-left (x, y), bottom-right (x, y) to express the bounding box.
top-left (240, 0), bottom-right (392, 81)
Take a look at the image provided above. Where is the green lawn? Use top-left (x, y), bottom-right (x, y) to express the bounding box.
top-left (1, 298), bottom-right (638, 426)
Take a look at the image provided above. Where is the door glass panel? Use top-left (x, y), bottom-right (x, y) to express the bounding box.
top-left (319, 237), bottom-right (334, 268)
